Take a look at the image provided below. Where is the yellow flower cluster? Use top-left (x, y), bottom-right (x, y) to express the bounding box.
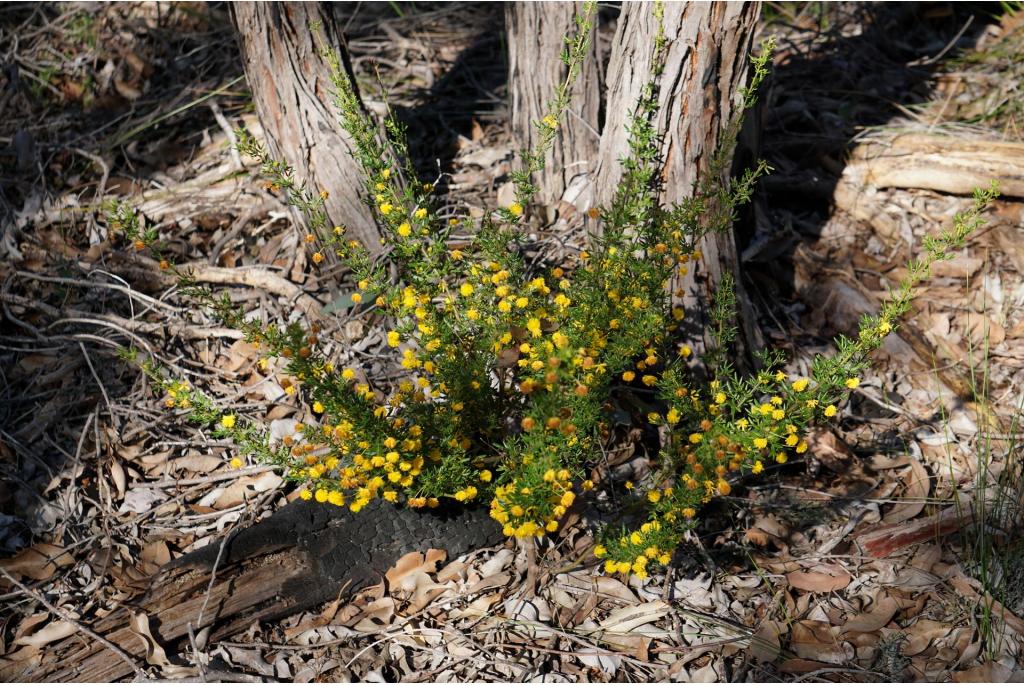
top-left (595, 519), bottom-right (673, 580)
top-left (163, 380), bottom-right (192, 409)
top-left (489, 469), bottom-right (576, 538)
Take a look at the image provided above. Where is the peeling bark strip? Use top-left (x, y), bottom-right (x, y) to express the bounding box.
top-left (598, 2), bottom-right (762, 359)
top-left (232, 3), bottom-right (381, 251)
top-left (506, 2), bottom-right (601, 208)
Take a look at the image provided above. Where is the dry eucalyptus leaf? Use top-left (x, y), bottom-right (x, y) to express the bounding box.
top-left (169, 454), bottom-right (223, 474)
top-left (841, 594), bottom-right (899, 634)
top-left (786, 565), bottom-right (852, 593)
top-left (118, 487), bottom-right (166, 515)
top-left (129, 611), bottom-right (193, 677)
top-left (599, 600), bottom-right (669, 633)
top-left (348, 597), bottom-right (395, 633)
top-left (12, 620), bottom-right (76, 648)
top-left (882, 458), bottom-right (930, 525)
top-left (577, 647), bottom-right (621, 676)
top-left (210, 471), bottom-right (283, 509)
top-left (0, 543), bottom-right (73, 581)
top-left (385, 549), bottom-right (447, 589)
top-left (902, 619), bottom-right (954, 656)
top-left (747, 621), bottom-right (783, 663)
top-left (790, 620), bottom-right (854, 664)
top-left (952, 661), bottom-right (1012, 683)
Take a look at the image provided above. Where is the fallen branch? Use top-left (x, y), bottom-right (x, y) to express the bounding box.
top-left (0, 567), bottom-right (149, 682)
top-left (27, 499), bottom-right (501, 682)
top-left (0, 292), bottom-right (243, 342)
top-left (125, 256), bottom-right (324, 320)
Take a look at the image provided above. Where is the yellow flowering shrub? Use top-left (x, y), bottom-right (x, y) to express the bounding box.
top-left (110, 2), bottom-right (999, 579)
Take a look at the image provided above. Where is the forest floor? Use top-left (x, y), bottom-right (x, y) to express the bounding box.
top-left (2, 2), bottom-right (1024, 682)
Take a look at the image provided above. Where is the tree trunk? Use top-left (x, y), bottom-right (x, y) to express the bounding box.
top-left (597, 2), bottom-right (764, 361)
top-left (506, 2), bottom-right (602, 212)
top-left (232, 3), bottom-right (381, 252)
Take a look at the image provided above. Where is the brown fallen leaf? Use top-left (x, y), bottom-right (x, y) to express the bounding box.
top-left (778, 658), bottom-right (839, 674)
top-left (748, 620), bottom-right (784, 663)
top-left (805, 428), bottom-right (853, 472)
top-left (969, 316), bottom-right (1006, 347)
top-left (841, 594), bottom-right (899, 634)
top-left (129, 612), bottom-right (193, 677)
top-left (13, 620), bottom-right (76, 648)
top-left (787, 564), bottom-right (852, 593)
top-left (882, 458), bottom-right (930, 525)
top-left (746, 514), bottom-right (790, 551)
top-left (953, 661), bottom-right (1012, 683)
top-left (385, 549), bottom-right (447, 588)
top-left (0, 543), bottom-right (74, 581)
top-left (210, 471), bottom-right (283, 509)
top-left (599, 601), bottom-right (669, 633)
top-left (789, 620), bottom-right (853, 664)
top-left (346, 597), bottom-right (396, 632)
top-left (902, 619), bottom-right (954, 656)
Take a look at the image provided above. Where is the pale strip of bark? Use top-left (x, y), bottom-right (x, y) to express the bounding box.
top-left (844, 132), bottom-right (1024, 197)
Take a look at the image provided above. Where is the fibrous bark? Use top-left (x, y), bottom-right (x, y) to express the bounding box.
top-left (597, 2), bottom-right (764, 360)
top-left (232, 3), bottom-right (381, 252)
top-left (506, 1), bottom-right (602, 210)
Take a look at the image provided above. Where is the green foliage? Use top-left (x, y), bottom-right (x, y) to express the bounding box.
top-left (108, 4), bottom-right (999, 580)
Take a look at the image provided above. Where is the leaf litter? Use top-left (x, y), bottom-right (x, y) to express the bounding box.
top-left (2, 2), bottom-right (1024, 682)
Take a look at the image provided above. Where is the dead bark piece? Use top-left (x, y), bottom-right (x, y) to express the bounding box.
top-left (28, 500), bottom-right (502, 683)
top-left (846, 133), bottom-right (1024, 198)
top-left (854, 504), bottom-right (972, 558)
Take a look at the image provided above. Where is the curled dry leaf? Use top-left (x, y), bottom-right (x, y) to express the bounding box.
top-left (129, 611), bottom-right (193, 678)
top-left (952, 661), bottom-right (1013, 683)
top-left (577, 647), bottom-right (621, 676)
top-left (840, 594), bottom-right (899, 634)
top-left (385, 549), bottom-right (447, 589)
top-left (169, 454), bottom-right (224, 474)
top-left (747, 620), bottom-right (784, 664)
top-left (118, 487), bottom-right (166, 515)
top-left (789, 620), bottom-right (854, 664)
top-left (745, 514), bottom-right (790, 551)
top-left (13, 620), bottom-right (77, 648)
top-left (207, 471), bottom-right (283, 509)
top-left (109, 458), bottom-right (126, 500)
top-left (599, 600), bottom-right (669, 633)
top-left (902, 618), bottom-right (954, 656)
top-left (804, 428), bottom-right (853, 472)
top-left (468, 571), bottom-right (510, 595)
top-left (348, 597), bottom-right (396, 633)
